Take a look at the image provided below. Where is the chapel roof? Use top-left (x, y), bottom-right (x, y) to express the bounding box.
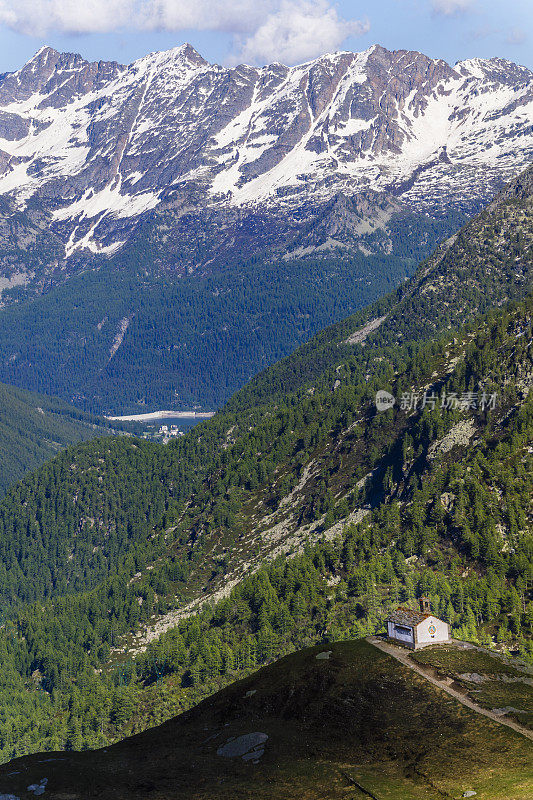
top-left (386, 607), bottom-right (432, 627)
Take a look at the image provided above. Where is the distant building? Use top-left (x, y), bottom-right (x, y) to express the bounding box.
top-left (386, 597), bottom-right (450, 649)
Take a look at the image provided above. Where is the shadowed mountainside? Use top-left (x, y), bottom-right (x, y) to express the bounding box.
top-left (0, 640), bottom-right (530, 800)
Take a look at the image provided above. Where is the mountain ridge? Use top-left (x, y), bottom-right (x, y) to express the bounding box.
top-left (0, 41), bottom-right (530, 259)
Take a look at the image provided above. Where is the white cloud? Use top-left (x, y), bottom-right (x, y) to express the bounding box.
top-left (143, 1), bottom-right (272, 36)
top-left (0, 0), bottom-right (369, 64)
top-left (231, 1), bottom-right (369, 65)
top-left (0, 0), bottom-right (134, 35)
top-left (431, 0), bottom-right (473, 15)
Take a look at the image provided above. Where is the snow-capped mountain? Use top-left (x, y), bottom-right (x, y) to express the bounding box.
top-left (0, 43), bottom-right (531, 258)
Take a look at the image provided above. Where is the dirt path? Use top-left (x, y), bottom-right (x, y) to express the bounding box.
top-left (366, 637), bottom-right (533, 743)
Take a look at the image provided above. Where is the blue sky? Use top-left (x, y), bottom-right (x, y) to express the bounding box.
top-left (0, 1), bottom-right (530, 73)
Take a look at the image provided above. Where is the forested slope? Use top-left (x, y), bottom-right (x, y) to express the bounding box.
top-left (227, 164), bottom-right (533, 413)
top-left (0, 209), bottom-right (458, 413)
top-left (0, 381), bottom-right (117, 496)
top-left (0, 289), bottom-right (529, 761)
top-left (0, 166), bottom-right (528, 614)
top-left (0, 169), bottom-right (529, 761)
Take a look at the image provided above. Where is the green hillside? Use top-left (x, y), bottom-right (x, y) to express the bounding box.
top-left (0, 640), bottom-right (530, 800)
top-left (0, 270), bottom-right (529, 762)
top-left (0, 169), bottom-right (528, 763)
top-left (228, 164), bottom-right (533, 413)
top-left (0, 381), bottom-right (118, 496)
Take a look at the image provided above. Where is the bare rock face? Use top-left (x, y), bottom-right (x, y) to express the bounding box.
top-left (0, 149), bottom-right (20, 176)
top-left (491, 163), bottom-right (533, 205)
top-left (0, 42), bottom-right (530, 261)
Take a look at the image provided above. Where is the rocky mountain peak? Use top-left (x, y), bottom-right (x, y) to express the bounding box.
top-left (0, 45), bottom-right (123, 108)
top-left (456, 56), bottom-right (532, 85)
top-left (134, 42), bottom-right (210, 73)
top-left (29, 45), bottom-right (60, 65)
top-left (177, 42), bottom-right (209, 67)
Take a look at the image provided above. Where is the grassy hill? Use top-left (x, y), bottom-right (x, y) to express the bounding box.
top-left (412, 644), bottom-right (533, 731)
top-left (0, 639), bottom-right (530, 800)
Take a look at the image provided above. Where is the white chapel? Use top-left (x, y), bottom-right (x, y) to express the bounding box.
top-left (386, 597), bottom-right (450, 649)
